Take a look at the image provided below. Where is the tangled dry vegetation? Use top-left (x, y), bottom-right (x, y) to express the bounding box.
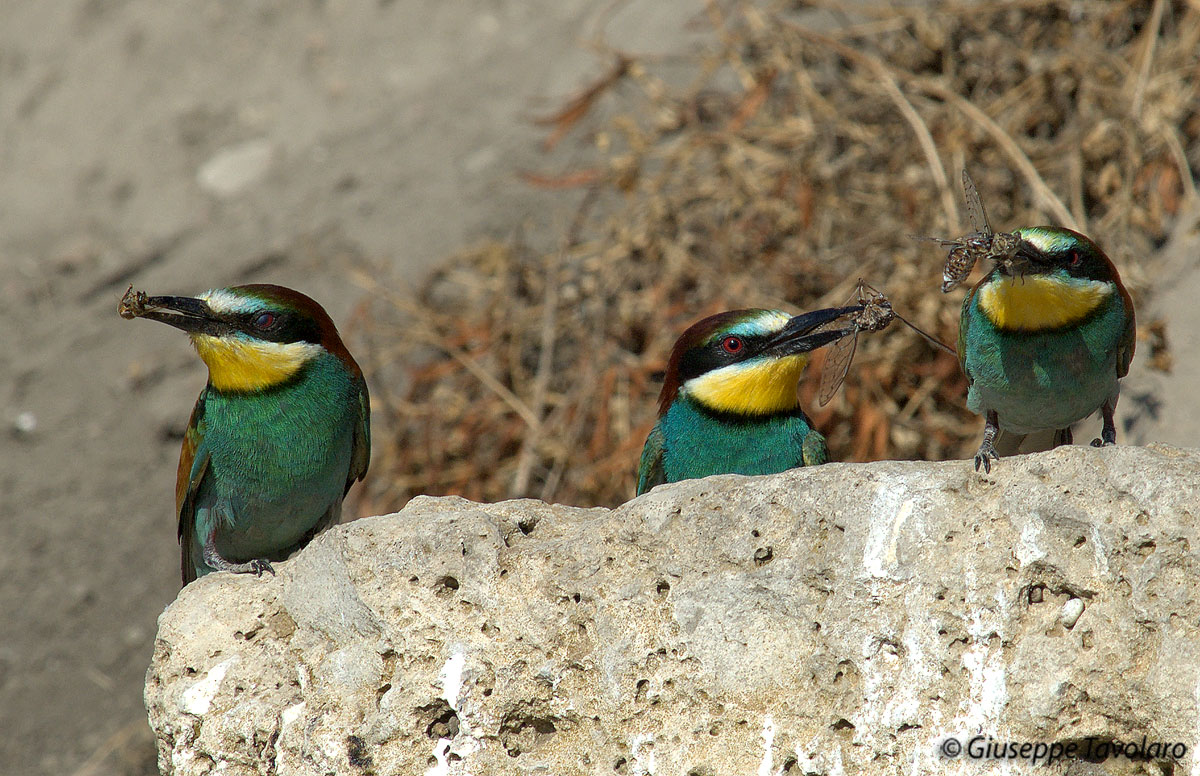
top-left (352, 0), bottom-right (1199, 513)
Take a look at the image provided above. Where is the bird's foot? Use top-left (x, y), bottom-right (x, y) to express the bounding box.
top-left (207, 552), bottom-right (275, 577)
top-left (242, 558), bottom-right (275, 577)
top-left (974, 442), bottom-right (999, 473)
top-left (1092, 398), bottom-right (1118, 448)
top-left (974, 410), bottom-right (1001, 473)
top-left (202, 530), bottom-right (275, 577)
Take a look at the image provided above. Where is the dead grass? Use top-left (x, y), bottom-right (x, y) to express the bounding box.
top-left (350, 0), bottom-right (1199, 513)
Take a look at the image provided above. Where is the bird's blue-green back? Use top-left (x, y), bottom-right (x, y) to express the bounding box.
top-left (637, 394), bottom-right (827, 495)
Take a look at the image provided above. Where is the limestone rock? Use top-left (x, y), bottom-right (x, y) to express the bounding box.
top-left (145, 445), bottom-right (1200, 775)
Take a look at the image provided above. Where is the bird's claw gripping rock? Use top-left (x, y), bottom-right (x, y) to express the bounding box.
top-left (974, 444), bottom-right (998, 473)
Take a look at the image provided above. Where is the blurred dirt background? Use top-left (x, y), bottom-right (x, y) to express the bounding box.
top-left (1, 1), bottom-right (1197, 775)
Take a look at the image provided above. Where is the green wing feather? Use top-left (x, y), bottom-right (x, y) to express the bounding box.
top-left (957, 283), bottom-right (978, 384)
top-left (1116, 295), bottom-right (1136, 379)
top-left (298, 375), bottom-right (371, 545)
top-left (800, 428), bottom-right (830, 466)
top-left (176, 391), bottom-right (211, 586)
top-left (636, 422), bottom-right (666, 496)
top-left (345, 376), bottom-right (371, 493)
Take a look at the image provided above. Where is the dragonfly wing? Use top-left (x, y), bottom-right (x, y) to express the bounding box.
top-left (818, 328), bottom-right (858, 406)
top-left (961, 169), bottom-right (992, 236)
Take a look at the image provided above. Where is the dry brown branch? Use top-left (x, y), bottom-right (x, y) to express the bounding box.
top-left (1130, 0), bottom-right (1167, 117)
top-left (518, 169), bottom-right (605, 189)
top-left (912, 79), bottom-right (1079, 230)
top-left (780, 22), bottom-right (959, 229)
top-left (351, 269), bottom-right (543, 430)
top-left (534, 55), bottom-right (632, 151)
top-left (511, 261), bottom-right (561, 496)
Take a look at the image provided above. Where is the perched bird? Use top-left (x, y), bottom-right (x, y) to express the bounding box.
top-left (637, 306), bottom-right (859, 495)
top-left (957, 227), bottom-right (1135, 472)
top-left (120, 284), bottom-right (370, 584)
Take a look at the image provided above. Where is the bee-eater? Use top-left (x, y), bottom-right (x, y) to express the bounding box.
top-left (122, 284), bottom-right (370, 584)
top-left (636, 306), bottom-right (859, 495)
top-left (958, 227), bottom-right (1135, 472)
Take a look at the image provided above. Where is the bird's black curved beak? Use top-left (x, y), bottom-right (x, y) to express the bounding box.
top-left (768, 305), bottom-right (862, 356)
top-left (120, 289), bottom-right (226, 337)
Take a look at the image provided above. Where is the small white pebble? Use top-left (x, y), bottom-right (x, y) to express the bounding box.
top-left (475, 13), bottom-right (500, 36)
top-left (13, 411), bottom-right (37, 435)
top-left (1061, 597), bottom-right (1085, 629)
top-left (197, 139), bottom-right (274, 197)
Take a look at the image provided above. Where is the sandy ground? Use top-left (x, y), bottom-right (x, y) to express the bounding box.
top-left (0, 2), bottom-right (702, 773)
top-left (0, 2), bottom-right (1196, 775)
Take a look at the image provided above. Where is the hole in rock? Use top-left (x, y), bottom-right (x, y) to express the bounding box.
top-left (420, 700), bottom-right (460, 740)
top-left (346, 735), bottom-right (372, 770)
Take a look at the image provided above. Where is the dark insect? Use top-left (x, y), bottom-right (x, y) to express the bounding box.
top-left (118, 284), bottom-right (149, 319)
top-left (817, 280), bottom-right (955, 406)
top-left (927, 170), bottom-right (1019, 293)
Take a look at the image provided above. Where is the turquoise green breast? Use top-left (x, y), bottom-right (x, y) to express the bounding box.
top-left (198, 352), bottom-right (359, 555)
top-left (659, 395), bottom-right (826, 482)
top-left (960, 285), bottom-right (1130, 433)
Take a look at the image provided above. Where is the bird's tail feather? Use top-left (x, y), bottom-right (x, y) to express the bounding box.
top-left (995, 427), bottom-right (1072, 457)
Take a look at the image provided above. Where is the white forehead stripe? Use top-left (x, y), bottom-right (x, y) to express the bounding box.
top-left (723, 310), bottom-right (791, 339)
top-left (1017, 228), bottom-right (1073, 254)
top-left (200, 288), bottom-right (259, 315)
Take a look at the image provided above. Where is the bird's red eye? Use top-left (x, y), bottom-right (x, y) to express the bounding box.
top-left (254, 312), bottom-right (277, 329)
top-left (722, 336), bottom-right (744, 354)
top-left (1068, 251), bottom-right (1082, 268)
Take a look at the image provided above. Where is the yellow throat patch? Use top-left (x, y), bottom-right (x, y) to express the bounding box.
top-left (979, 274), bottom-right (1112, 331)
top-left (191, 334), bottom-right (322, 392)
top-left (685, 354), bottom-right (809, 415)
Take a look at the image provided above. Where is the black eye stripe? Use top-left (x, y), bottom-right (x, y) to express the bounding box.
top-left (234, 310), bottom-right (291, 341)
top-left (677, 332), bottom-right (770, 381)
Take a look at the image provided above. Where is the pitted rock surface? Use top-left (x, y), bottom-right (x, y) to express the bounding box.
top-left (145, 445), bottom-right (1200, 775)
